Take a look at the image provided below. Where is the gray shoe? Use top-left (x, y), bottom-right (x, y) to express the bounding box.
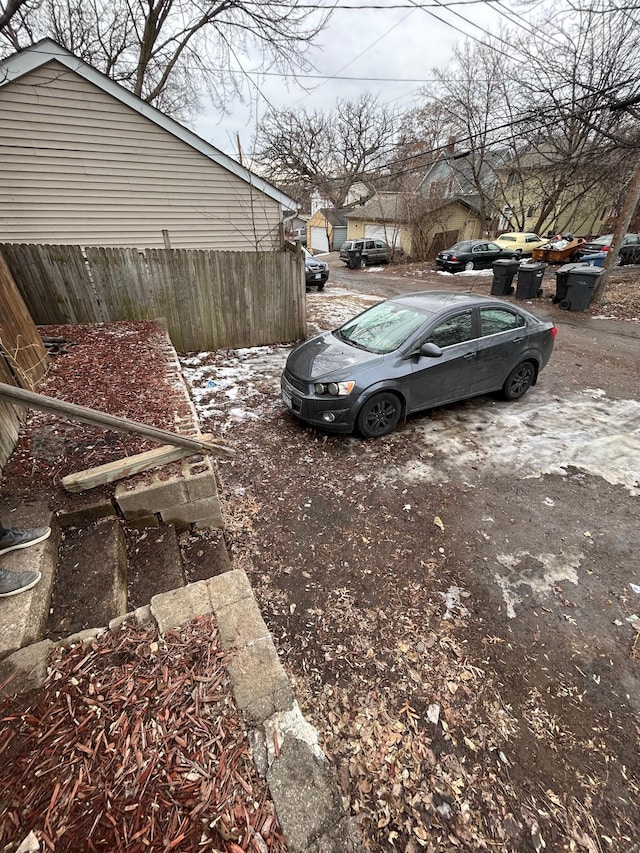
top-left (0, 526), bottom-right (51, 556)
top-left (0, 567), bottom-right (42, 597)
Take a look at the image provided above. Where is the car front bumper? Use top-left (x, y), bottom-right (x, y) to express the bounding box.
top-left (305, 270), bottom-right (329, 285)
top-left (281, 373), bottom-right (355, 433)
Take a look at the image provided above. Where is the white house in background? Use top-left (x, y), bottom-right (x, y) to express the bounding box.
top-left (310, 181), bottom-right (373, 215)
top-left (0, 39), bottom-right (297, 250)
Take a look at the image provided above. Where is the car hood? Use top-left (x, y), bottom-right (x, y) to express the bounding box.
top-left (286, 331), bottom-right (385, 381)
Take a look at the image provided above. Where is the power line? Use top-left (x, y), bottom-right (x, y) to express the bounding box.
top-left (321, 74), bottom-right (640, 181)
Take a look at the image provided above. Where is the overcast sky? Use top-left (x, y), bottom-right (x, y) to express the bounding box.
top-left (191, 1), bottom-right (515, 159)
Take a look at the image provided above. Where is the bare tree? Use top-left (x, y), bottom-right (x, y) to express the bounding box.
top-left (0, 0), bottom-right (31, 32)
top-left (0, 0), bottom-right (329, 120)
top-left (497, 0), bottom-right (640, 236)
top-left (254, 94), bottom-right (399, 210)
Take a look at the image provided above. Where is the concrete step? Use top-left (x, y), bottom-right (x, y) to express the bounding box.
top-left (46, 517), bottom-right (128, 640)
top-left (0, 502), bottom-right (59, 658)
top-left (127, 525), bottom-right (185, 610)
top-left (1, 505), bottom-right (226, 662)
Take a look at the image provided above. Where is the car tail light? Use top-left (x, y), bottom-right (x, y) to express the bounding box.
top-left (551, 326), bottom-right (557, 339)
top-left (450, 255), bottom-right (458, 261)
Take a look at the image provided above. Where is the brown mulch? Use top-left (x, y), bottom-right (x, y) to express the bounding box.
top-left (0, 615), bottom-right (286, 853)
top-left (1, 321), bottom-right (198, 507)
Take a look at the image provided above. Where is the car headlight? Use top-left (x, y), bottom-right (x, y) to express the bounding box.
top-left (313, 381), bottom-right (355, 396)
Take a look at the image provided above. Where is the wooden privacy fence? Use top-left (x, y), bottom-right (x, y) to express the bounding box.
top-left (0, 252), bottom-right (48, 469)
top-left (0, 243), bottom-right (306, 352)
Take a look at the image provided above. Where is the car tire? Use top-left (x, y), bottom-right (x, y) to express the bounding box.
top-left (502, 361), bottom-right (535, 400)
top-left (464, 261), bottom-right (475, 271)
top-left (360, 257), bottom-right (367, 269)
top-left (356, 392), bottom-right (402, 438)
top-left (317, 283), bottom-right (325, 290)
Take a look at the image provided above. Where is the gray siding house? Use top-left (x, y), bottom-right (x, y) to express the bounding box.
top-left (0, 39), bottom-right (297, 250)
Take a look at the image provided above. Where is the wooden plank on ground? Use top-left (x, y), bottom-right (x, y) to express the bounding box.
top-left (0, 382), bottom-right (233, 459)
top-left (60, 435), bottom-right (217, 493)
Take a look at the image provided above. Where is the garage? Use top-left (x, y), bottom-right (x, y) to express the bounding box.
top-left (310, 226), bottom-right (329, 253)
top-left (364, 224), bottom-right (399, 246)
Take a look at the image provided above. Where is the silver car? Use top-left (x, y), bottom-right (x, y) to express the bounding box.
top-left (339, 239), bottom-right (391, 269)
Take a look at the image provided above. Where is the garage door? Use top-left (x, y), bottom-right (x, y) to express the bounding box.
top-left (310, 227), bottom-right (329, 253)
top-left (364, 224), bottom-right (399, 246)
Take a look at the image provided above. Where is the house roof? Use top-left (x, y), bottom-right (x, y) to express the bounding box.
top-left (419, 150), bottom-right (508, 198)
top-left (0, 39), bottom-right (297, 212)
top-left (344, 193), bottom-right (411, 223)
top-left (318, 208), bottom-right (349, 226)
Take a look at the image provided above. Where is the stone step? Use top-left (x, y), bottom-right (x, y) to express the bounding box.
top-left (127, 525), bottom-right (185, 610)
top-left (1, 505), bottom-right (223, 659)
top-left (46, 516), bottom-right (128, 640)
top-left (0, 502), bottom-right (59, 658)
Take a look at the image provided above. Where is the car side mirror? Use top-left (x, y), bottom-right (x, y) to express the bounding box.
top-left (419, 342), bottom-right (443, 358)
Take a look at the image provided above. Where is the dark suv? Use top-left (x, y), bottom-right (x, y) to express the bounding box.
top-left (304, 247), bottom-right (329, 289)
top-left (339, 239), bottom-right (391, 269)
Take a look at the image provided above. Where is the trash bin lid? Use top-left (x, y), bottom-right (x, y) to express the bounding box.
top-left (557, 262), bottom-right (588, 273)
top-left (521, 261), bottom-right (548, 271)
top-left (568, 266), bottom-right (603, 279)
top-left (492, 258), bottom-right (521, 267)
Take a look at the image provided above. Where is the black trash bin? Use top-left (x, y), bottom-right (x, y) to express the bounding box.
top-left (515, 262), bottom-right (547, 299)
top-left (347, 249), bottom-right (362, 269)
top-left (561, 266), bottom-right (602, 311)
top-left (554, 262), bottom-right (586, 304)
top-left (491, 258), bottom-right (520, 295)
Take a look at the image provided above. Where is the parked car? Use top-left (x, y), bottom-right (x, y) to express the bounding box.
top-left (618, 241), bottom-right (640, 265)
top-left (281, 291), bottom-right (556, 438)
top-left (494, 232), bottom-right (547, 255)
top-left (339, 239), bottom-right (391, 269)
top-left (304, 247), bottom-right (329, 289)
top-left (436, 240), bottom-right (518, 273)
top-left (576, 233), bottom-right (640, 258)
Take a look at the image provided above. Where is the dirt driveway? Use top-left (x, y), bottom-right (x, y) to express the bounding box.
top-left (181, 263), bottom-right (640, 852)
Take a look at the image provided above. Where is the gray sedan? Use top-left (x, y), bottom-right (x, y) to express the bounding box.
top-left (281, 291), bottom-right (556, 437)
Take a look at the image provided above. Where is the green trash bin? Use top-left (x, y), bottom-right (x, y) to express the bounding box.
top-left (515, 262), bottom-right (547, 299)
top-left (561, 266), bottom-right (602, 311)
top-left (491, 259), bottom-right (520, 296)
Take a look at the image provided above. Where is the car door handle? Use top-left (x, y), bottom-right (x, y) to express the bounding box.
top-left (514, 337), bottom-right (524, 343)
top-left (463, 352), bottom-right (476, 359)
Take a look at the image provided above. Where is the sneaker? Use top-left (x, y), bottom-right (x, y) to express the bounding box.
top-left (0, 567), bottom-right (42, 597)
top-left (0, 526), bottom-right (51, 556)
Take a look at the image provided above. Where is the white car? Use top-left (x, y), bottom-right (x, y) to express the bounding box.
top-left (494, 232), bottom-right (546, 255)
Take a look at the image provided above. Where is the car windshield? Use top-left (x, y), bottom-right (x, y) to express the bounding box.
top-left (336, 301), bottom-right (428, 354)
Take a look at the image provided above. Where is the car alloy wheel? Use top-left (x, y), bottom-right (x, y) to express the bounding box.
top-left (357, 392), bottom-right (401, 438)
top-left (503, 361), bottom-right (535, 400)
top-left (360, 257), bottom-right (367, 269)
top-left (464, 261), bottom-right (474, 271)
